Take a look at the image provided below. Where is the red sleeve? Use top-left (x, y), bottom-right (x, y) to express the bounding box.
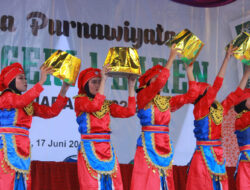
top-left (0, 83), bottom-right (43, 109)
top-left (74, 93), bottom-right (106, 114)
top-left (33, 95), bottom-right (68, 118)
top-left (193, 77), bottom-right (224, 118)
top-left (221, 87), bottom-right (244, 115)
top-left (201, 76), bottom-right (224, 109)
top-left (110, 96), bottom-right (136, 118)
top-left (137, 68), bottom-right (170, 109)
top-left (170, 81), bottom-right (198, 112)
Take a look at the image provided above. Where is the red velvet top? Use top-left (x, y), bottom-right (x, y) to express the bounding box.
top-left (0, 83), bottom-right (69, 128)
top-left (75, 93), bottom-right (136, 134)
top-left (193, 76), bottom-right (244, 140)
top-left (137, 67), bottom-right (198, 125)
top-left (235, 111), bottom-right (250, 131)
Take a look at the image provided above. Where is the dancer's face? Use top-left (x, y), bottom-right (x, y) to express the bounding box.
top-left (88, 77), bottom-right (101, 95)
top-left (15, 73), bottom-right (27, 92)
top-left (149, 75), bottom-right (158, 84)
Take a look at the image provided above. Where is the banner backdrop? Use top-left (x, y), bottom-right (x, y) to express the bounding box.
top-left (0, 0), bottom-right (249, 165)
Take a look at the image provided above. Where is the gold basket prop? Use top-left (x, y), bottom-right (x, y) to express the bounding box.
top-left (103, 47), bottom-right (141, 77)
top-left (43, 50), bottom-right (81, 85)
top-left (166, 29), bottom-right (204, 65)
top-left (226, 32), bottom-right (250, 65)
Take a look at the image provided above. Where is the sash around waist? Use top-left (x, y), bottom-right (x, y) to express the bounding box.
top-left (196, 140), bottom-right (221, 146)
top-left (240, 145), bottom-right (250, 151)
top-left (0, 126), bottom-right (29, 136)
top-left (142, 125), bottom-right (169, 133)
top-left (81, 133), bottom-right (110, 142)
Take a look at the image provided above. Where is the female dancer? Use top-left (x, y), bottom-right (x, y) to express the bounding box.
top-left (74, 66), bottom-right (136, 189)
top-left (0, 63), bottom-right (70, 190)
top-left (185, 46), bottom-right (248, 190)
top-left (234, 66), bottom-right (250, 190)
top-left (130, 45), bottom-right (197, 190)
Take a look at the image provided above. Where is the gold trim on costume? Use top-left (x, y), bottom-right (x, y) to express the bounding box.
top-left (243, 152), bottom-right (250, 161)
top-left (151, 133), bottom-right (172, 158)
top-left (80, 141), bottom-right (117, 179)
top-left (141, 132), bottom-right (173, 176)
top-left (12, 135), bottom-right (31, 160)
top-left (236, 110), bottom-right (248, 119)
top-left (92, 100), bottom-right (111, 119)
top-left (1, 135), bottom-right (30, 175)
top-left (153, 95), bottom-right (171, 112)
top-left (239, 126), bottom-right (250, 132)
top-left (23, 102), bottom-right (34, 116)
top-left (210, 147), bottom-right (224, 165)
top-left (151, 105), bottom-right (155, 125)
top-left (209, 101), bottom-right (223, 125)
top-left (200, 147), bottom-right (227, 180)
top-left (86, 113), bottom-right (91, 133)
top-left (90, 141), bottom-right (113, 162)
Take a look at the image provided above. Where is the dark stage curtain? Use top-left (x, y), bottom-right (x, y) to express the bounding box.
top-left (171, 0), bottom-right (236, 7)
top-left (31, 161), bottom-right (237, 190)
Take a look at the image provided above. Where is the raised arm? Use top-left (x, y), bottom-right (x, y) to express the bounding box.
top-left (33, 95), bottom-right (68, 118)
top-left (74, 93), bottom-right (106, 113)
top-left (137, 45), bottom-right (180, 109)
top-left (217, 44), bottom-right (236, 78)
top-left (0, 83), bottom-right (43, 109)
top-left (110, 96), bottom-right (136, 118)
top-left (170, 63), bottom-right (198, 112)
top-left (203, 45), bottom-right (236, 106)
top-left (0, 65), bottom-right (54, 109)
top-left (222, 65), bottom-right (250, 114)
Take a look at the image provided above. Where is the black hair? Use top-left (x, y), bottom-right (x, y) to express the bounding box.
top-left (8, 78), bottom-right (21, 94)
top-left (193, 88), bottom-right (208, 105)
top-left (234, 100), bottom-right (248, 113)
top-left (84, 81), bottom-right (95, 98)
top-left (135, 80), bottom-right (151, 93)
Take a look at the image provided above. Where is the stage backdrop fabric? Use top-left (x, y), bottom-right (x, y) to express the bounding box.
top-left (0, 0), bottom-right (249, 166)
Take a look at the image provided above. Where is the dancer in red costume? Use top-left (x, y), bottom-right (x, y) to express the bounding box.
top-left (130, 45), bottom-right (197, 190)
top-left (74, 66), bottom-right (136, 190)
top-left (233, 66), bottom-right (250, 190)
top-left (185, 46), bottom-right (248, 190)
top-left (0, 63), bottom-right (70, 190)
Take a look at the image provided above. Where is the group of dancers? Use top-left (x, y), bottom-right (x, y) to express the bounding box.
top-left (0, 44), bottom-right (249, 190)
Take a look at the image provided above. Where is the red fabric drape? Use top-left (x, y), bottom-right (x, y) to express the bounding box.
top-left (171, 0), bottom-right (236, 7)
top-left (31, 161), bottom-right (236, 190)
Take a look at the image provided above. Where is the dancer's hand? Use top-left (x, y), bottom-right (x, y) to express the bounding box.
top-left (225, 43), bottom-right (237, 60)
top-left (101, 64), bottom-right (111, 82)
top-left (128, 75), bottom-right (137, 97)
top-left (59, 81), bottom-right (70, 97)
top-left (39, 65), bottom-right (54, 85)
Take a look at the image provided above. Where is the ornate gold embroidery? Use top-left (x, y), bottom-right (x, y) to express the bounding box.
top-left (80, 141), bottom-right (117, 179)
top-left (151, 133), bottom-right (172, 158)
top-left (90, 141), bottom-right (113, 162)
top-left (141, 132), bottom-right (173, 176)
top-left (236, 110), bottom-right (248, 119)
top-left (153, 95), bottom-right (171, 112)
top-left (92, 100), bottom-right (111, 119)
top-left (243, 152), bottom-right (250, 161)
top-left (210, 147), bottom-right (224, 165)
top-left (73, 94), bottom-right (85, 99)
top-left (86, 113), bottom-right (91, 133)
top-left (151, 105), bottom-right (155, 125)
top-left (209, 101), bottom-right (223, 125)
top-left (1, 135), bottom-right (30, 175)
top-left (12, 135), bottom-right (31, 160)
top-left (200, 147), bottom-right (227, 180)
top-left (74, 94), bottom-right (112, 119)
top-left (23, 103), bottom-right (34, 116)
